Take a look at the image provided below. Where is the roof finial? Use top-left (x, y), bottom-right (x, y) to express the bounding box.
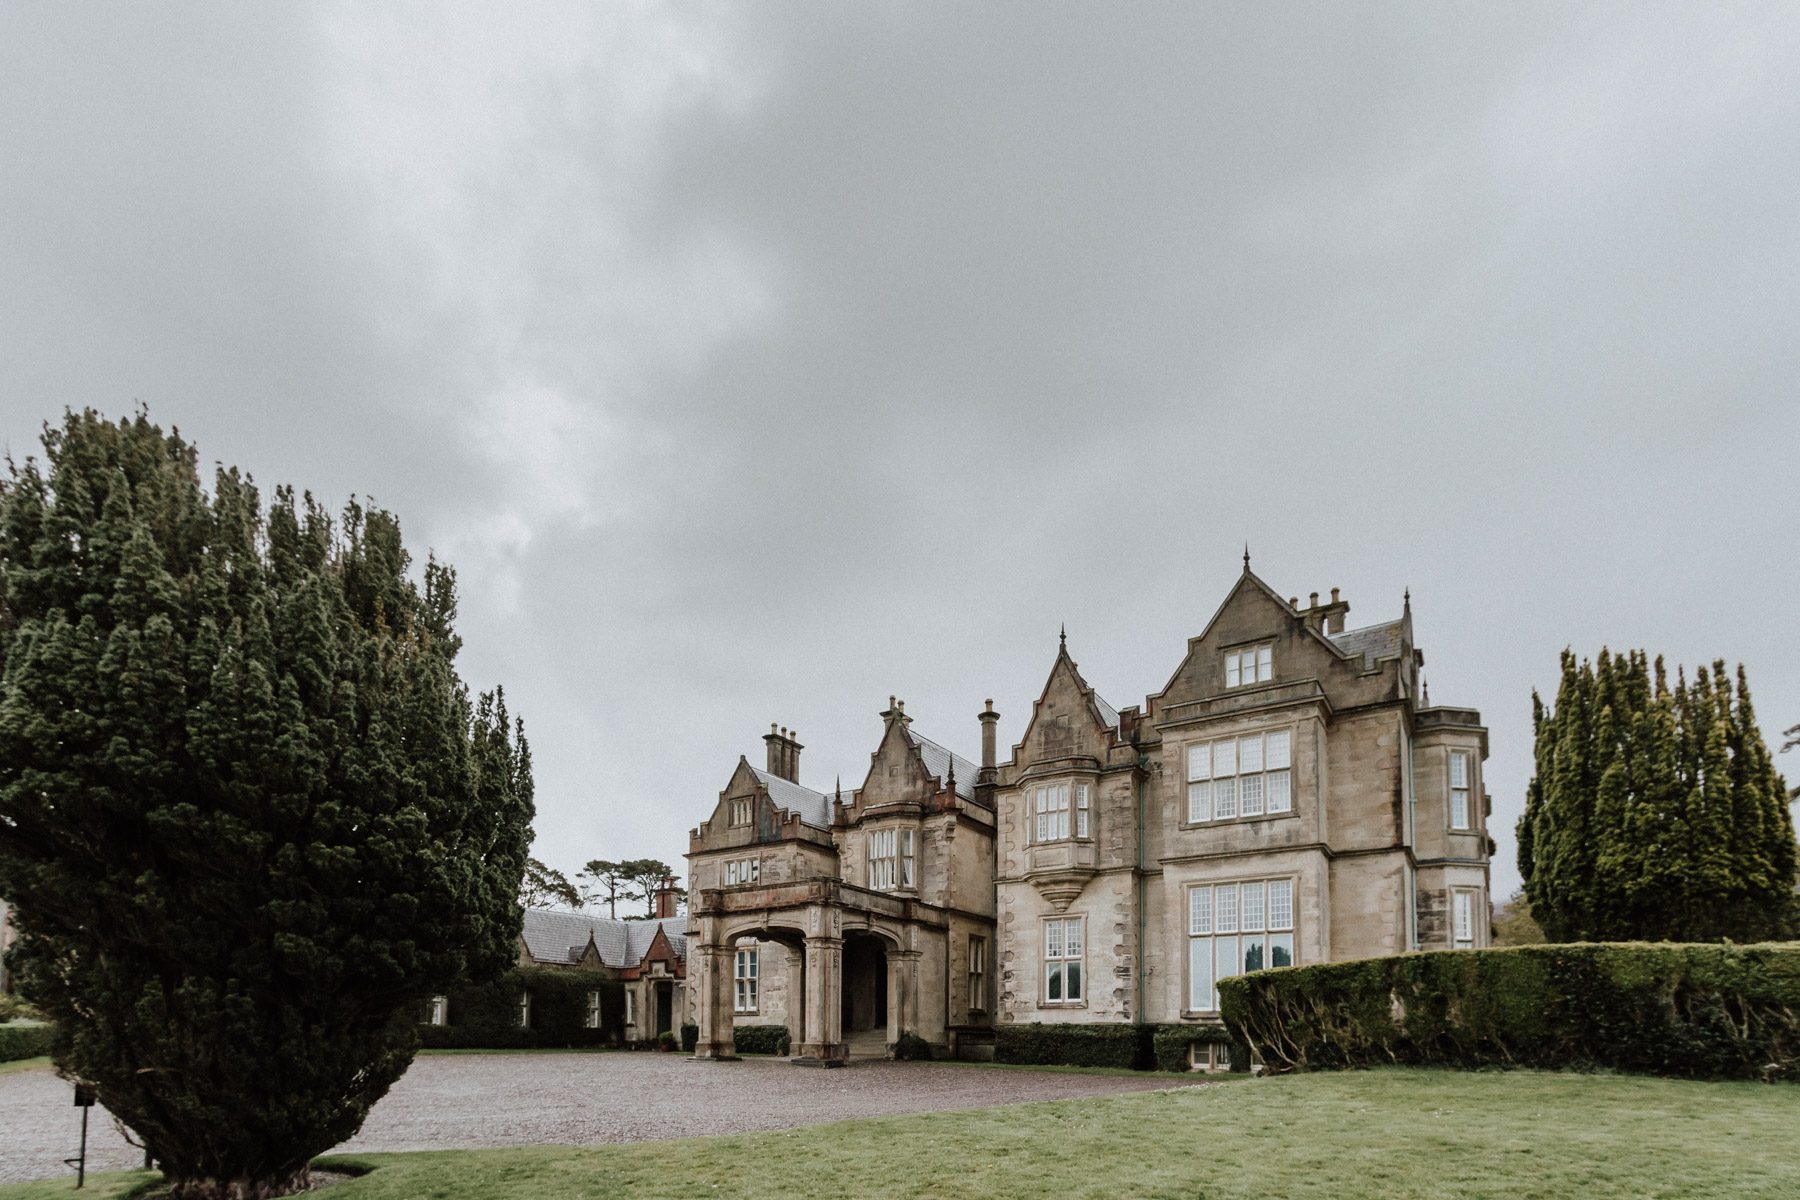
top-left (1403, 587), bottom-right (1412, 616)
top-left (1244, 543), bottom-right (1251, 570)
top-left (1060, 622), bottom-right (1066, 649)
top-left (1422, 673), bottom-right (1430, 706)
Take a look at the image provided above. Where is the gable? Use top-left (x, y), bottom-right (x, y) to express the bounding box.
top-left (856, 716), bottom-right (936, 811)
top-left (1012, 647), bottom-right (1118, 767)
top-left (1153, 571), bottom-right (1357, 711)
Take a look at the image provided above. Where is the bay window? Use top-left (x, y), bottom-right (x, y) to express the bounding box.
top-left (1187, 729), bottom-right (1292, 822)
top-left (1043, 917), bottom-right (1084, 1004)
top-left (1189, 878), bottom-right (1295, 1011)
top-left (1033, 781), bottom-right (1090, 842)
top-left (868, 828), bottom-right (914, 890)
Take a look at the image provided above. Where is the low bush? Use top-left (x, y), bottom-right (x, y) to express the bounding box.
top-left (731, 1024), bottom-right (791, 1055)
top-left (417, 968), bottom-right (624, 1050)
top-left (1221, 942), bottom-right (1800, 1080)
top-left (0, 993), bottom-right (44, 1023)
top-left (892, 1032), bottom-right (932, 1061)
top-left (995, 1022), bottom-right (1155, 1069)
top-left (681, 1023), bottom-right (699, 1052)
top-left (0, 1020), bottom-right (54, 1063)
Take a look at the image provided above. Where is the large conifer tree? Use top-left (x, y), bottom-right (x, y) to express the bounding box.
top-left (0, 411), bottom-right (532, 1199)
top-left (1519, 647), bottom-right (1797, 943)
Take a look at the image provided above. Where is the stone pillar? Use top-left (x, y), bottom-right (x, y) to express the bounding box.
top-left (796, 935), bottom-right (844, 1062)
top-left (887, 946), bottom-right (923, 1052)
top-left (693, 937), bottom-right (739, 1060)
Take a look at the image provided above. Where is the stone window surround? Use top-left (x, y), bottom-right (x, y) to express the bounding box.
top-left (1448, 749), bottom-right (1477, 832)
top-left (1039, 915), bottom-right (1086, 1009)
top-left (1183, 875), bottom-right (1297, 1016)
top-left (1223, 641), bottom-right (1273, 689)
top-left (1179, 723), bottom-right (1298, 829)
top-left (1015, 768), bottom-right (1101, 848)
top-left (728, 797), bottom-right (753, 826)
top-left (734, 946), bottom-right (759, 1013)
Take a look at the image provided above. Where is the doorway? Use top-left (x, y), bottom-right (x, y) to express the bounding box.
top-left (655, 982), bottom-right (673, 1036)
top-left (841, 934), bottom-right (889, 1034)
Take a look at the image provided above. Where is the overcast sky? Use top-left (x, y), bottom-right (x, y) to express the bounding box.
top-left (4, 2), bottom-right (1797, 901)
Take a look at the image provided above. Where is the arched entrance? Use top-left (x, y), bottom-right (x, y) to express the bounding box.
top-left (841, 932), bottom-right (890, 1057)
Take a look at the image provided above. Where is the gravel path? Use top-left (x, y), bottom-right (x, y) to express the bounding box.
top-left (1, 1053), bottom-right (1176, 1184)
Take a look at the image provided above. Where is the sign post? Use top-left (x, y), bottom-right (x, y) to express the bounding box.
top-left (66, 1083), bottom-right (96, 1189)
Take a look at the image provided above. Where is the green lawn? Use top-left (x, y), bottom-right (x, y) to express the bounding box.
top-left (6, 1068), bottom-right (1795, 1199)
top-left (0, 1056), bottom-right (51, 1076)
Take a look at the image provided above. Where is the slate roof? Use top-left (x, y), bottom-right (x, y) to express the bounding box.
top-left (1091, 691), bottom-right (1120, 730)
top-left (751, 767), bottom-right (835, 830)
top-left (1329, 620), bottom-right (1405, 670)
top-left (907, 729), bottom-right (978, 801)
top-left (519, 908), bottom-right (687, 968)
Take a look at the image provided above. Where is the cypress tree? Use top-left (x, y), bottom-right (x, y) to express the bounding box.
top-left (1519, 646), bottom-right (1796, 944)
top-left (0, 411), bottom-right (532, 1199)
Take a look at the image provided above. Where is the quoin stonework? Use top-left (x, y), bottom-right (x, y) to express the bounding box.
top-left (685, 561), bottom-right (1493, 1063)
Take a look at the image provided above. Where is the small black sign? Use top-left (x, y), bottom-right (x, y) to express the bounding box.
top-left (73, 1083), bottom-right (97, 1107)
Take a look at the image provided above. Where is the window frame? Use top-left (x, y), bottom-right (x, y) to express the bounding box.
top-left (518, 990), bottom-right (532, 1029)
top-left (428, 995), bottom-right (447, 1027)
top-left (728, 797), bottom-right (753, 827)
top-left (586, 990), bottom-right (602, 1029)
top-left (867, 827), bottom-right (914, 890)
top-left (1042, 917), bottom-right (1085, 1006)
top-left (1186, 728), bottom-right (1295, 824)
top-left (725, 857), bottom-right (761, 886)
top-left (1224, 643), bottom-right (1273, 689)
top-left (968, 935), bottom-right (988, 1015)
top-left (625, 987), bottom-right (636, 1025)
top-left (1029, 779), bottom-right (1094, 844)
top-left (1187, 877), bottom-right (1297, 1013)
top-left (734, 946), bottom-right (759, 1013)
top-left (1449, 750), bottom-right (1473, 831)
top-left (1453, 889), bottom-right (1475, 949)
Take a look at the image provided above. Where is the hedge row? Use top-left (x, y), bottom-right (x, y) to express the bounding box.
top-left (418, 967), bottom-right (626, 1050)
top-left (731, 1024), bottom-right (791, 1055)
top-left (0, 1021), bottom-right (53, 1063)
top-left (1220, 942), bottom-right (1800, 1080)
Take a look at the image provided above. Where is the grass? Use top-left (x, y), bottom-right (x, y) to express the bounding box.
top-left (5, 1068), bottom-right (1796, 1199)
top-left (0, 1055), bottom-right (52, 1075)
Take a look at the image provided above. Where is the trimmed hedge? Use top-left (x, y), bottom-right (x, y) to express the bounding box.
top-left (892, 1031), bottom-right (932, 1061)
top-left (1221, 942), bottom-right (1800, 1081)
top-left (0, 1020), bottom-right (53, 1063)
top-left (1151, 1023), bottom-right (1247, 1073)
top-left (996, 1022), bottom-right (1156, 1069)
top-left (418, 967), bottom-right (625, 1050)
top-left (731, 1024), bottom-right (791, 1055)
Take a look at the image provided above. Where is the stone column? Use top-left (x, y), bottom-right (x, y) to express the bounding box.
top-left (795, 904), bottom-right (844, 1063)
top-left (887, 945), bottom-right (923, 1053)
top-left (693, 936), bottom-right (739, 1061)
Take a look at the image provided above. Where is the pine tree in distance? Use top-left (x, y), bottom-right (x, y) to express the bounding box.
top-left (0, 411), bottom-right (533, 1199)
top-left (1519, 648), bottom-right (1797, 944)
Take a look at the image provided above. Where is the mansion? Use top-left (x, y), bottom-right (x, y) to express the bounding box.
top-left (685, 564), bottom-right (1493, 1063)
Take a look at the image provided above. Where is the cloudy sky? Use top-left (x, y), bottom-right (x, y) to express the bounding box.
top-left (4, 2), bottom-right (1797, 900)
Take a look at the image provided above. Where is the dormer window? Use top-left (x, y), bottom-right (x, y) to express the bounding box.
top-left (1226, 644), bottom-right (1272, 688)
top-left (729, 798), bottom-right (753, 826)
top-left (1032, 782), bottom-right (1090, 842)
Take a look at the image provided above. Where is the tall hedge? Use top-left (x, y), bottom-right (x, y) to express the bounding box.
top-left (0, 1021), bottom-right (54, 1062)
top-left (419, 967), bottom-right (623, 1049)
top-left (1222, 943), bottom-right (1800, 1081)
top-left (1520, 650), bottom-right (1797, 942)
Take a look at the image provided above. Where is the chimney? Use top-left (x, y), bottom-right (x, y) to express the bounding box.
top-left (1297, 588), bottom-right (1350, 635)
top-left (763, 724), bottom-right (802, 784)
top-left (653, 877), bottom-right (679, 919)
top-left (978, 699), bottom-right (999, 776)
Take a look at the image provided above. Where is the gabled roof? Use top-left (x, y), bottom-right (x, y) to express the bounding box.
top-left (750, 767), bottom-right (835, 830)
top-left (906, 729), bottom-right (978, 800)
top-left (1091, 690), bottom-right (1120, 730)
top-left (1329, 620), bottom-right (1406, 670)
top-left (519, 908), bottom-right (687, 968)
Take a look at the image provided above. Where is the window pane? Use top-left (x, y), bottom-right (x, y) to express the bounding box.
top-left (1214, 776), bottom-right (1237, 819)
top-left (1215, 936), bottom-right (1239, 984)
top-left (1077, 784), bottom-right (1089, 809)
top-left (1188, 744), bottom-right (1211, 781)
top-left (1189, 886), bottom-right (1212, 935)
top-left (1077, 806), bottom-right (1088, 838)
top-left (1037, 812), bottom-right (1047, 842)
top-left (1188, 780), bottom-right (1212, 823)
top-left (1244, 937), bottom-right (1265, 973)
top-left (1216, 884), bottom-right (1239, 933)
top-left (1057, 810), bottom-right (1069, 839)
top-left (1269, 879), bottom-right (1293, 930)
top-left (1452, 790), bottom-right (1469, 830)
top-left (1064, 919), bottom-right (1083, 957)
top-left (1240, 735), bottom-right (1263, 774)
top-left (1267, 729), bottom-right (1291, 770)
top-left (1036, 789), bottom-right (1047, 813)
top-left (1215, 741), bottom-right (1237, 777)
top-left (1057, 785), bottom-right (1069, 811)
top-left (1046, 921), bottom-right (1062, 958)
top-left (1454, 892), bottom-right (1472, 941)
top-left (1241, 881), bottom-right (1265, 931)
top-left (1270, 932), bottom-right (1294, 968)
top-left (1240, 772), bottom-right (1263, 816)
top-left (1450, 752), bottom-right (1468, 789)
top-left (1267, 770), bottom-right (1292, 813)
top-left (1190, 937), bottom-right (1214, 1011)
top-left (1046, 961), bottom-right (1062, 1001)
top-left (1226, 654), bottom-right (1240, 687)
top-left (1257, 645), bottom-right (1272, 680)
top-left (1066, 961), bottom-right (1082, 1001)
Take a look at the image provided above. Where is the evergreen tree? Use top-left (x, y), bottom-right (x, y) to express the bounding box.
top-left (0, 411), bottom-right (532, 1199)
top-left (1519, 647), bottom-right (1796, 943)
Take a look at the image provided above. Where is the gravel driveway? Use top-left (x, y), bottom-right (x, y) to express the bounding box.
top-left (1, 1053), bottom-right (1176, 1184)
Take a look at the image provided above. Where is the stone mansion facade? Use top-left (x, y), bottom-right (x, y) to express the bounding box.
top-left (685, 564), bottom-right (1493, 1063)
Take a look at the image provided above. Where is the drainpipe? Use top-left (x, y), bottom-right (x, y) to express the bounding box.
top-left (1135, 755), bottom-right (1148, 1025)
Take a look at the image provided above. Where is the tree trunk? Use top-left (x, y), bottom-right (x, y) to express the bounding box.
top-left (166, 1166), bottom-right (311, 1199)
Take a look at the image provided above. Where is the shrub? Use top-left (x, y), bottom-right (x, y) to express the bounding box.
top-left (1222, 942), bottom-right (1800, 1080)
top-left (417, 968), bottom-right (623, 1050)
top-left (892, 1031), bottom-right (932, 1061)
top-left (0, 993), bottom-right (44, 1023)
top-left (657, 1030), bottom-right (677, 1050)
top-left (0, 1021), bottom-right (54, 1062)
top-left (995, 1022), bottom-right (1154, 1069)
top-left (731, 1024), bottom-right (791, 1055)
top-left (680, 1023), bottom-right (698, 1052)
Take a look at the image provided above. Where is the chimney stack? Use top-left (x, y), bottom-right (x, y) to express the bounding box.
top-left (763, 723), bottom-right (802, 783)
top-left (653, 877), bottom-right (680, 919)
top-left (978, 699), bottom-right (999, 774)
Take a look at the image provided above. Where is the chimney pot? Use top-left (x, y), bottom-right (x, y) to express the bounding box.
top-left (1331, 587), bottom-right (1340, 603)
top-left (1310, 591), bottom-right (1319, 606)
